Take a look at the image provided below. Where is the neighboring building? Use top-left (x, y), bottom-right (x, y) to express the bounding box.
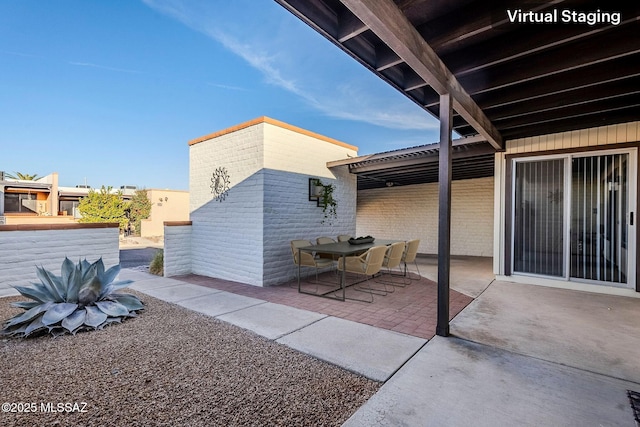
top-left (0, 172), bottom-right (72, 225)
top-left (140, 189), bottom-right (189, 237)
top-left (0, 172), bottom-right (186, 229)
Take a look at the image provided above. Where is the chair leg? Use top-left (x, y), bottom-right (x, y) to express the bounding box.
top-left (404, 260), bottom-right (422, 281)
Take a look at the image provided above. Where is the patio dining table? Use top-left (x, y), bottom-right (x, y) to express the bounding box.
top-left (297, 239), bottom-right (400, 301)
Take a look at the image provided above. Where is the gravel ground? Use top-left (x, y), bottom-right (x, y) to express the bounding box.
top-left (0, 291), bottom-right (380, 427)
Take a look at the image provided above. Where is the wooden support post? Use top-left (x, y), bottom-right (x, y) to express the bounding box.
top-left (437, 93), bottom-right (452, 337)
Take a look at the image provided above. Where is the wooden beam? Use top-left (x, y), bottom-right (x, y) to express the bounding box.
top-left (341, 0), bottom-right (503, 150)
top-left (337, 10), bottom-right (368, 42)
top-left (437, 93), bottom-right (452, 337)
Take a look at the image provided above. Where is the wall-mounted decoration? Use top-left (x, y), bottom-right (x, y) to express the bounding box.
top-left (211, 167), bottom-right (231, 202)
top-left (308, 177), bottom-right (337, 224)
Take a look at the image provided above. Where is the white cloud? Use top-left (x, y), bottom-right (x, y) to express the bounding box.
top-left (142, 0), bottom-right (437, 131)
top-left (69, 62), bottom-right (142, 74)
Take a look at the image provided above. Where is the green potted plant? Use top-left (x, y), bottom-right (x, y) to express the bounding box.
top-left (319, 182), bottom-right (337, 225)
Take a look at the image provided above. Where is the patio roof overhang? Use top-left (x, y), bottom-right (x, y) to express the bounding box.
top-left (275, 0), bottom-right (640, 145)
top-left (275, 0), bottom-right (640, 336)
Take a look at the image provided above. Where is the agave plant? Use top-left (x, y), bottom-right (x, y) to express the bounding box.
top-left (1, 257), bottom-right (144, 338)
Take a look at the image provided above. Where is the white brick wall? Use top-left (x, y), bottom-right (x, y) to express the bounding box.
top-left (356, 177), bottom-right (494, 257)
top-left (190, 125), bottom-right (265, 286)
top-left (188, 118), bottom-right (358, 286)
top-left (164, 224), bottom-right (192, 277)
top-left (0, 227), bottom-right (119, 295)
top-left (262, 166), bottom-right (357, 285)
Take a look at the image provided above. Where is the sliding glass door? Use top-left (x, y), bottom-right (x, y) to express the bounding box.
top-left (513, 149), bottom-right (636, 288)
top-left (513, 158), bottom-right (565, 277)
top-left (571, 153), bottom-right (629, 284)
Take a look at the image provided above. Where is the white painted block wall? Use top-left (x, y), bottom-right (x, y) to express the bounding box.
top-left (163, 224), bottom-right (192, 277)
top-left (189, 124), bottom-right (265, 286)
top-left (262, 166), bottom-right (357, 285)
top-left (186, 118), bottom-right (358, 286)
top-left (356, 177), bottom-right (494, 257)
top-left (0, 227), bottom-right (119, 296)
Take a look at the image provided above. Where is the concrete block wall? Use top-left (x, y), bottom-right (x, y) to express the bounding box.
top-left (0, 223), bottom-right (119, 296)
top-left (189, 122), bottom-right (265, 286)
top-left (262, 166), bottom-right (357, 285)
top-left (356, 177), bottom-right (494, 257)
top-left (185, 117), bottom-right (358, 286)
top-left (261, 122), bottom-right (358, 285)
top-left (163, 222), bottom-right (192, 277)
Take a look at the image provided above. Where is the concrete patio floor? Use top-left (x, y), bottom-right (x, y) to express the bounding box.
top-left (120, 256), bottom-right (640, 426)
top-left (6, 255), bottom-right (616, 425)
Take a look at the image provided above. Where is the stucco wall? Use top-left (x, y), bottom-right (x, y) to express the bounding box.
top-left (357, 177), bottom-right (494, 257)
top-left (141, 189), bottom-right (190, 237)
top-left (163, 222), bottom-right (192, 277)
top-left (0, 223), bottom-right (119, 296)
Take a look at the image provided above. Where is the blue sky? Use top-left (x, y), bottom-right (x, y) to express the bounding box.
top-left (1, 0), bottom-right (440, 190)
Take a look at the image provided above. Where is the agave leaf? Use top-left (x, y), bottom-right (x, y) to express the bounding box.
top-left (13, 284), bottom-right (51, 303)
top-left (84, 305), bottom-right (107, 328)
top-left (66, 264), bottom-right (84, 303)
top-left (50, 273), bottom-right (67, 301)
top-left (109, 293), bottom-right (144, 311)
top-left (42, 303), bottom-right (78, 326)
top-left (100, 263), bottom-right (121, 286)
top-left (49, 327), bottom-right (66, 337)
top-left (93, 258), bottom-right (105, 285)
top-left (100, 280), bottom-right (134, 298)
top-left (80, 263), bottom-right (95, 284)
top-left (95, 300), bottom-right (129, 317)
top-left (3, 302), bottom-right (53, 328)
top-left (98, 317), bottom-right (122, 330)
top-left (3, 322), bottom-right (28, 336)
top-left (80, 259), bottom-right (92, 278)
top-left (61, 257), bottom-right (74, 284)
top-left (61, 309), bottom-right (86, 334)
top-left (36, 266), bottom-right (63, 302)
top-left (24, 315), bottom-right (46, 337)
top-left (10, 301), bottom-right (40, 310)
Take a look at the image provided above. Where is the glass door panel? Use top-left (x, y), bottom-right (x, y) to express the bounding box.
top-left (571, 154), bottom-right (629, 284)
top-left (513, 159), bottom-right (565, 277)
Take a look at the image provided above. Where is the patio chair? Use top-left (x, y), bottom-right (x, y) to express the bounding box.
top-left (377, 241), bottom-right (407, 288)
top-left (290, 240), bottom-right (335, 289)
top-left (337, 245), bottom-right (388, 302)
top-left (316, 236), bottom-right (339, 261)
top-left (337, 234), bottom-right (352, 242)
top-left (402, 239), bottom-right (421, 280)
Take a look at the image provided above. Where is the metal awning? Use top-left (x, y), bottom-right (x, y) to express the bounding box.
top-left (328, 136), bottom-right (494, 190)
top-left (1, 182), bottom-right (51, 192)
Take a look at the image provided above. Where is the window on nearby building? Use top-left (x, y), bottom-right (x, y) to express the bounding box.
top-left (4, 193), bottom-right (37, 213)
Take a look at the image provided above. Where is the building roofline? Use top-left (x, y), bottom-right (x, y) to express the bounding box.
top-left (187, 116), bottom-right (358, 151)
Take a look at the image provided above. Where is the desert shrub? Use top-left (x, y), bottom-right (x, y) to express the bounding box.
top-left (149, 250), bottom-right (164, 276)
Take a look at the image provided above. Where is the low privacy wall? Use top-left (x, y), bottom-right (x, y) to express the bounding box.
top-left (0, 223), bottom-right (120, 296)
top-left (164, 221), bottom-right (192, 277)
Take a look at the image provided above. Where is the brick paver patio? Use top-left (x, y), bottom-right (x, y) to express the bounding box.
top-left (175, 272), bottom-right (473, 339)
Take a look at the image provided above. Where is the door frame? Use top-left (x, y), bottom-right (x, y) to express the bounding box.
top-left (504, 143), bottom-right (639, 291)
